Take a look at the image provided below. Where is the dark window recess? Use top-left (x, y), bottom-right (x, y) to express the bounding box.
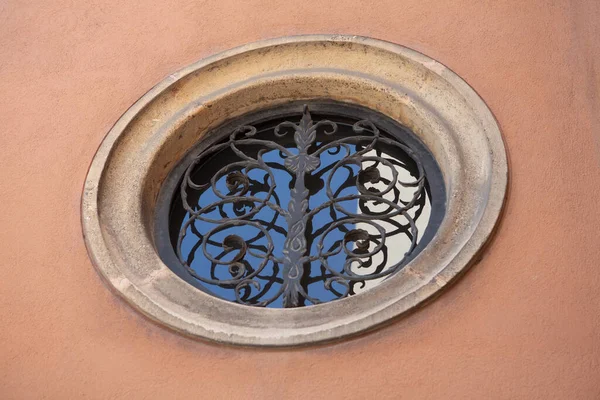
top-left (165, 105), bottom-right (445, 308)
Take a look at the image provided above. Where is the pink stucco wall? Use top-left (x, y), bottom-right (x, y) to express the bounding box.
top-left (1, 0), bottom-right (599, 398)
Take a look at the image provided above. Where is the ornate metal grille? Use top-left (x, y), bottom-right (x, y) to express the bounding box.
top-left (167, 105), bottom-right (442, 308)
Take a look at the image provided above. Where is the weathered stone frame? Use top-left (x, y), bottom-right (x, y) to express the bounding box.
top-left (82, 35), bottom-right (508, 346)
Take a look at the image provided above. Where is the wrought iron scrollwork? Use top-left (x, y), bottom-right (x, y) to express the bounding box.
top-left (175, 105), bottom-right (429, 307)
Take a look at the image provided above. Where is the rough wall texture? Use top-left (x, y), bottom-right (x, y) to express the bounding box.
top-left (1, 0), bottom-right (599, 399)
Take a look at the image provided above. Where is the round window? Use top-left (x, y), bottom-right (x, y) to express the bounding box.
top-left (82, 35), bottom-right (507, 346)
top-left (157, 103), bottom-right (445, 308)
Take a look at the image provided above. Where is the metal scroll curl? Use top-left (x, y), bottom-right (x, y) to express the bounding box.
top-left (175, 105), bottom-right (429, 307)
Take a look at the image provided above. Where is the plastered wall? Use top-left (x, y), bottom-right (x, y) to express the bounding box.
top-left (1, 1), bottom-right (599, 398)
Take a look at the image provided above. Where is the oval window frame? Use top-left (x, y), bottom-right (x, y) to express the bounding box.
top-left (82, 35), bottom-right (508, 346)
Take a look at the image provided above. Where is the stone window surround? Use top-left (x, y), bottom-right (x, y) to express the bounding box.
top-left (81, 35), bottom-right (508, 346)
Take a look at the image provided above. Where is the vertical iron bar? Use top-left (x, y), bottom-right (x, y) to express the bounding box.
top-left (281, 106), bottom-right (319, 307)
